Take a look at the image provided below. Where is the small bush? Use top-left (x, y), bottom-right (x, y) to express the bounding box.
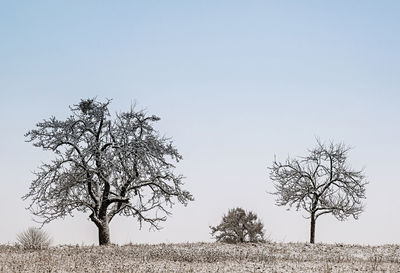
top-left (16, 227), bottom-right (51, 250)
top-left (210, 207), bottom-right (265, 243)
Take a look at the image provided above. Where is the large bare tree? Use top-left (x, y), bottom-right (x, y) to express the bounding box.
top-left (24, 98), bottom-right (193, 245)
top-left (269, 140), bottom-right (367, 243)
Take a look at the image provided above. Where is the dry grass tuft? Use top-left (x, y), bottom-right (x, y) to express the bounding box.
top-left (16, 227), bottom-right (51, 250)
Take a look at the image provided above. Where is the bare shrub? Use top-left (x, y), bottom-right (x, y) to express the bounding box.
top-left (210, 208), bottom-right (265, 243)
top-left (16, 227), bottom-right (51, 250)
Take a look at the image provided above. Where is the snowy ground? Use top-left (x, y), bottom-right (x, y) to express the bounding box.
top-left (1, 242), bottom-right (399, 272)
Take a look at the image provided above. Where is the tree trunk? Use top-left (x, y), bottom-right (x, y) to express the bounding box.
top-left (98, 221), bottom-right (111, 246)
top-left (310, 214), bottom-right (316, 244)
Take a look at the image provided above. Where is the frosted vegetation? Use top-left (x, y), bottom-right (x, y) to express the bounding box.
top-left (13, 98), bottom-right (398, 271)
top-left (1, 242), bottom-right (399, 272)
top-left (210, 208), bottom-right (265, 243)
top-left (16, 227), bottom-right (51, 250)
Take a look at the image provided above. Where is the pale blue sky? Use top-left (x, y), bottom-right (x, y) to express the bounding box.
top-left (1, 1), bottom-right (399, 245)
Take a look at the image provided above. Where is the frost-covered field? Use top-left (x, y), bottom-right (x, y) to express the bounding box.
top-left (1, 242), bottom-right (400, 272)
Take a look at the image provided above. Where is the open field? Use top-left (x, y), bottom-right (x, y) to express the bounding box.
top-left (1, 242), bottom-right (400, 272)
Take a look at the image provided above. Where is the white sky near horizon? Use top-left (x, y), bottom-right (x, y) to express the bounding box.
top-left (1, 1), bottom-right (400, 246)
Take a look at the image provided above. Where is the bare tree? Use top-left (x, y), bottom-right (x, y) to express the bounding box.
top-left (269, 140), bottom-right (367, 244)
top-left (210, 208), bottom-right (265, 243)
top-left (24, 98), bottom-right (193, 245)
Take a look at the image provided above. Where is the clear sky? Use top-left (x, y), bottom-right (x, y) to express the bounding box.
top-left (1, 1), bottom-right (399, 245)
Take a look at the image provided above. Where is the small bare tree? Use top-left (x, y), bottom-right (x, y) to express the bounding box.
top-left (269, 140), bottom-right (367, 244)
top-left (210, 208), bottom-right (265, 243)
top-left (24, 98), bottom-right (193, 245)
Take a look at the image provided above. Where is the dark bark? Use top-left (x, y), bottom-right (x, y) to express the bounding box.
top-left (98, 221), bottom-right (111, 246)
top-left (310, 213), bottom-right (316, 244)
